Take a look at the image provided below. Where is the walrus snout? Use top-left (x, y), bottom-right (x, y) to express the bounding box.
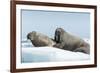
top-left (27, 31), bottom-right (36, 40)
top-left (55, 28), bottom-right (62, 43)
top-left (27, 33), bottom-right (31, 40)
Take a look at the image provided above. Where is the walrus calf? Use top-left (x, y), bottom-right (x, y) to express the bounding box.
top-left (27, 31), bottom-right (56, 47)
top-left (54, 28), bottom-right (90, 54)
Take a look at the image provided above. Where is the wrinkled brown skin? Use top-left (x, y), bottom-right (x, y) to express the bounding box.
top-left (27, 31), bottom-right (56, 47)
top-left (54, 28), bottom-right (90, 54)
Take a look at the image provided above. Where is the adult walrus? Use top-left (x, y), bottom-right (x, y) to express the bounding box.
top-left (27, 31), bottom-right (56, 47)
top-left (54, 28), bottom-right (90, 54)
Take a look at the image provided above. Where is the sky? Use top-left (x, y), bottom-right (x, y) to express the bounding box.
top-left (21, 9), bottom-right (90, 39)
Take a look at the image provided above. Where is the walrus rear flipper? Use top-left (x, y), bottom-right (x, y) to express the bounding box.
top-left (74, 47), bottom-right (90, 54)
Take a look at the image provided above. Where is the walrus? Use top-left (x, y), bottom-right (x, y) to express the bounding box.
top-left (27, 31), bottom-right (56, 47)
top-left (54, 28), bottom-right (90, 54)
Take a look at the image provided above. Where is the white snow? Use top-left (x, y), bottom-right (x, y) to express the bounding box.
top-left (21, 38), bottom-right (90, 63)
top-left (22, 47), bottom-right (90, 63)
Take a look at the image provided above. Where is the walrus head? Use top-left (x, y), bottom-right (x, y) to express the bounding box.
top-left (27, 31), bottom-right (36, 41)
top-left (54, 28), bottom-right (65, 43)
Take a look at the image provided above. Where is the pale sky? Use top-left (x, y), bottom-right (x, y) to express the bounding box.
top-left (21, 9), bottom-right (90, 39)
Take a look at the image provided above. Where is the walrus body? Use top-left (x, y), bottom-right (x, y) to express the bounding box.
top-left (27, 31), bottom-right (56, 47)
top-left (54, 28), bottom-right (90, 54)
